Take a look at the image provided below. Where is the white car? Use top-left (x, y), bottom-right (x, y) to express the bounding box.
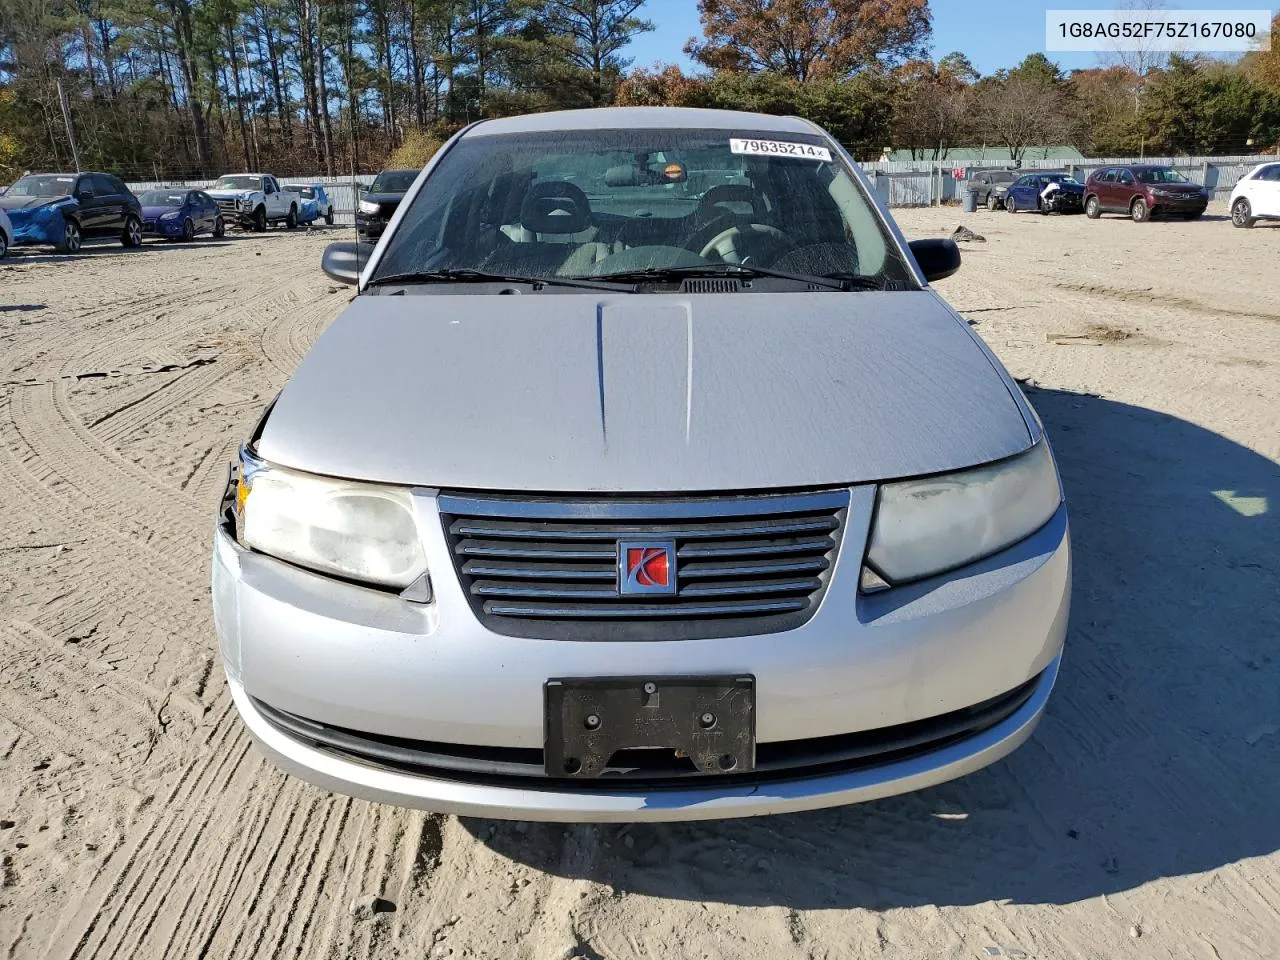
top-left (0, 206), bottom-right (11, 258)
top-left (207, 174), bottom-right (301, 231)
top-left (1230, 162), bottom-right (1280, 228)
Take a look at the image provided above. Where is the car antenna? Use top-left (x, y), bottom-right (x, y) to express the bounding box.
top-left (349, 113), bottom-right (362, 296)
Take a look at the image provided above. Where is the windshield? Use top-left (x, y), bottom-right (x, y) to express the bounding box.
top-left (1044, 174), bottom-right (1078, 184)
top-left (370, 171), bottom-right (418, 194)
top-left (8, 175), bottom-right (77, 198)
top-left (372, 129), bottom-right (911, 288)
top-left (214, 176), bottom-right (262, 191)
top-left (291, 186), bottom-right (316, 198)
top-left (1136, 168), bottom-right (1189, 184)
top-left (141, 191), bottom-right (187, 205)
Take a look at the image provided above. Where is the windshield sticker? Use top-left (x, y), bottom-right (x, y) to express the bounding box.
top-left (730, 139), bottom-right (832, 162)
top-left (57, 176), bottom-right (75, 181)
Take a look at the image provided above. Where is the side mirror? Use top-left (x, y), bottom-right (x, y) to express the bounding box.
top-left (908, 238), bottom-right (961, 283)
top-left (321, 241), bottom-right (376, 285)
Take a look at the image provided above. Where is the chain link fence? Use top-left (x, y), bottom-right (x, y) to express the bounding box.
top-left (861, 153), bottom-right (1280, 207)
top-left (130, 154), bottom-right (1280, 219)
top-left (125, 174), bottom-right (377, 226)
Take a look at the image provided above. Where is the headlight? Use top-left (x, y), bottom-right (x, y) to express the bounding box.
top-left (160, 210), bottom-right (180, 220)
top-left (235, 447), bottom-right (427, 589)
top-left (865, 440), bottom-right (1061, 586)
top-left (359, 199), bottom-right (380, 215)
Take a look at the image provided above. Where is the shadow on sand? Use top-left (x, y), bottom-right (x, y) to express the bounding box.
top-left (463, 386), bottom-right (1280, 909)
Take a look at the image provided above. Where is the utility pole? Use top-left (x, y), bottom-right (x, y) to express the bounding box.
top-left (57, 79), bottom-right (82, 172)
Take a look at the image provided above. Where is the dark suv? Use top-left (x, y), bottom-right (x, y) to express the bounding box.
top-left (967, 169), bottom-right (1018, 211)
top-left (0, 172), bottom-right (144, 253)
top-left (1083, 165), bottom-right (1208, 222)
top-left (356, 168), bottom-right (419, 241)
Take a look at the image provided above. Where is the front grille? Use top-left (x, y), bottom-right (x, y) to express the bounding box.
top-left (252, 673), bottom-right (1041, 788)
top-left (216, 198), bottom-right (239, 215)
top-left (439, 489), bottom-right (848, 641)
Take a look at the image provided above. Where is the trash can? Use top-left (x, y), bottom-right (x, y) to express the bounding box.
top-left (962, 188), bottom-right (977, 213)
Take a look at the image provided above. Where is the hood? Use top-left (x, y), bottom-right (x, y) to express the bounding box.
top-left (207, 188), bottom-right (253, 199)
top-left (364, 192), bottom-right (407, 206)
top-left (141, 204), bottom-right (181, 219)
top-left (258, 292), bottom-right (1033, 492)
top-left (1051, 182), bottom-right (1085, 194)
top-left (1149, 183), bottom-right (1203, 194)
top-left (0, 196), bottom-right (65, 213)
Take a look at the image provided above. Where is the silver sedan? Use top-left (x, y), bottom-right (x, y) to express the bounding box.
top-left (212, 107), bottom-right (1070, 822)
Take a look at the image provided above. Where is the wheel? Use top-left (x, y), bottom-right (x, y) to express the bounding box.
top-left (1130, 197), bottom-right (1149, 223)
top-left (181, 217), bottom-right (195, 242)
top-left (1232, 198), bottom-right (1255, 228)
top-left (1085, 196), bottom-right (1101, 219)
top-left (285, 205), bottom-right (298, 229)
top-left (57, 218), bottom-right (82, 253)
top-left (324, 208), bottom-right (334, 225)
top-left (986, 193), bottom-right (998, 211)
top-left (121, 214), bottom-right (143, 247)
top-left (252, 205), bottom-right (267, 232)
top-left (213, 216), bottom-right (225, 238)
top-left (1005, 196), bottom-right (1017, 214)
top-left (0, 229), bottom-right (7, 259)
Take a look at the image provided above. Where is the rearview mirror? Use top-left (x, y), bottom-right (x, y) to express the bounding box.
top-left (321, 241), bottom-right (376, 285)
top-left (908, 238), bottom-right (961, 283)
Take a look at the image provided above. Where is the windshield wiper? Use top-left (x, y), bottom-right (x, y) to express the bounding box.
top-left (580, 263), bottom-right (883, 291)
top-left (366, 269), bottom-right (633, 292)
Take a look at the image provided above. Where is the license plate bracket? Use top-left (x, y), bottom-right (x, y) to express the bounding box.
top-left (544, 675), bottom-right (755, 778)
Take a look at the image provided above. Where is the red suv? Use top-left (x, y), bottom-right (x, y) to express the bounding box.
top-left (1084, 165), bottom-right (1209, 222)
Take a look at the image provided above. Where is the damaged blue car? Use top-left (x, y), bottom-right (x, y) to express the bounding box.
top-left (139, 188), bottom-right (225, 240)
top-left (0, 172), bottom-right (144, 254)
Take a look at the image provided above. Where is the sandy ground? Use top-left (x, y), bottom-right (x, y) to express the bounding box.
top-left (0, 205), bottom-right (1277, 960)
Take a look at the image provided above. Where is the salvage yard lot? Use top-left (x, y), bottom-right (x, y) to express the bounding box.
top-left (1, 209), bottom-right (1278, 959)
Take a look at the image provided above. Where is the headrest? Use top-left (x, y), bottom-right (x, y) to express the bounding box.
top-left (702, 184), bottom-right (756, 207)
top-left (520, 180), bottom-right (591, 235)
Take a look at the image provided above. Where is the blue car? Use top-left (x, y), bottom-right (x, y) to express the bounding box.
top-left (287, 184), bottom-right (331, 225)
top-left (1003, 172), bottom-right (1085, 215)
top-left (0, 172), bottom-right (144, 253)
top-left (139, 188), bottom-right (225, 241)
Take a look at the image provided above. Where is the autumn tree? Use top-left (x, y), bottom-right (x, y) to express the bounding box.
top-left (890, 55), bottom-right (975, 159)
top-left (1242, 13), bottom-right (1280, 98)
top-left (1069, 65), bottom-right (1144, 155)
top-left (617, 64), bottom-right (712, 107)
top-left (685, 0), bottom-right (931, 81)
top-left (972, 54), bottom-right (1082, 162)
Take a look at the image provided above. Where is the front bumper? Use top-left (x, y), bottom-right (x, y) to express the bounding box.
top-left (1151, 195), bottom-right (1208, 214)
top-left (9, 208), bottom-right (66, 246)
top-left (143, 218), bottom-right (185, 237)
top-left (355, 215), bottom-right (386, 240)
top-left (212, 487), bottom-right (1070, 822)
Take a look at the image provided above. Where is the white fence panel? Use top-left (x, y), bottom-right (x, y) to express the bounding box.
top-left (126, 175), bottom-right (377, 226)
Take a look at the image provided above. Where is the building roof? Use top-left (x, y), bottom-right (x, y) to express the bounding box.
top-left (468, 107), bottom-right (821, 138)
top-left (880, 145), bottom-right (1085, 163)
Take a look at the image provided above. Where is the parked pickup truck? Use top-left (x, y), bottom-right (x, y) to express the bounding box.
top-left (207, 174), bottom-right (301, 231)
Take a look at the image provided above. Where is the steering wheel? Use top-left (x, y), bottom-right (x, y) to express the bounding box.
top-left (698, 222), bottom-right (792, 264)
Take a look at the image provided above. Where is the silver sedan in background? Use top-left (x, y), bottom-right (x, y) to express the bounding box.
top-left (212, 107), bottom-right (1070, 822)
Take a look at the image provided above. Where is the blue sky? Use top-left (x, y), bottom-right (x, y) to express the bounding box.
top-left (625, 0), bottom-right (1259, 76)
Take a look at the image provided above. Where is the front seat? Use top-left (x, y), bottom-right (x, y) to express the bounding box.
top-left (499, 180), bottom-right (611, 276)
